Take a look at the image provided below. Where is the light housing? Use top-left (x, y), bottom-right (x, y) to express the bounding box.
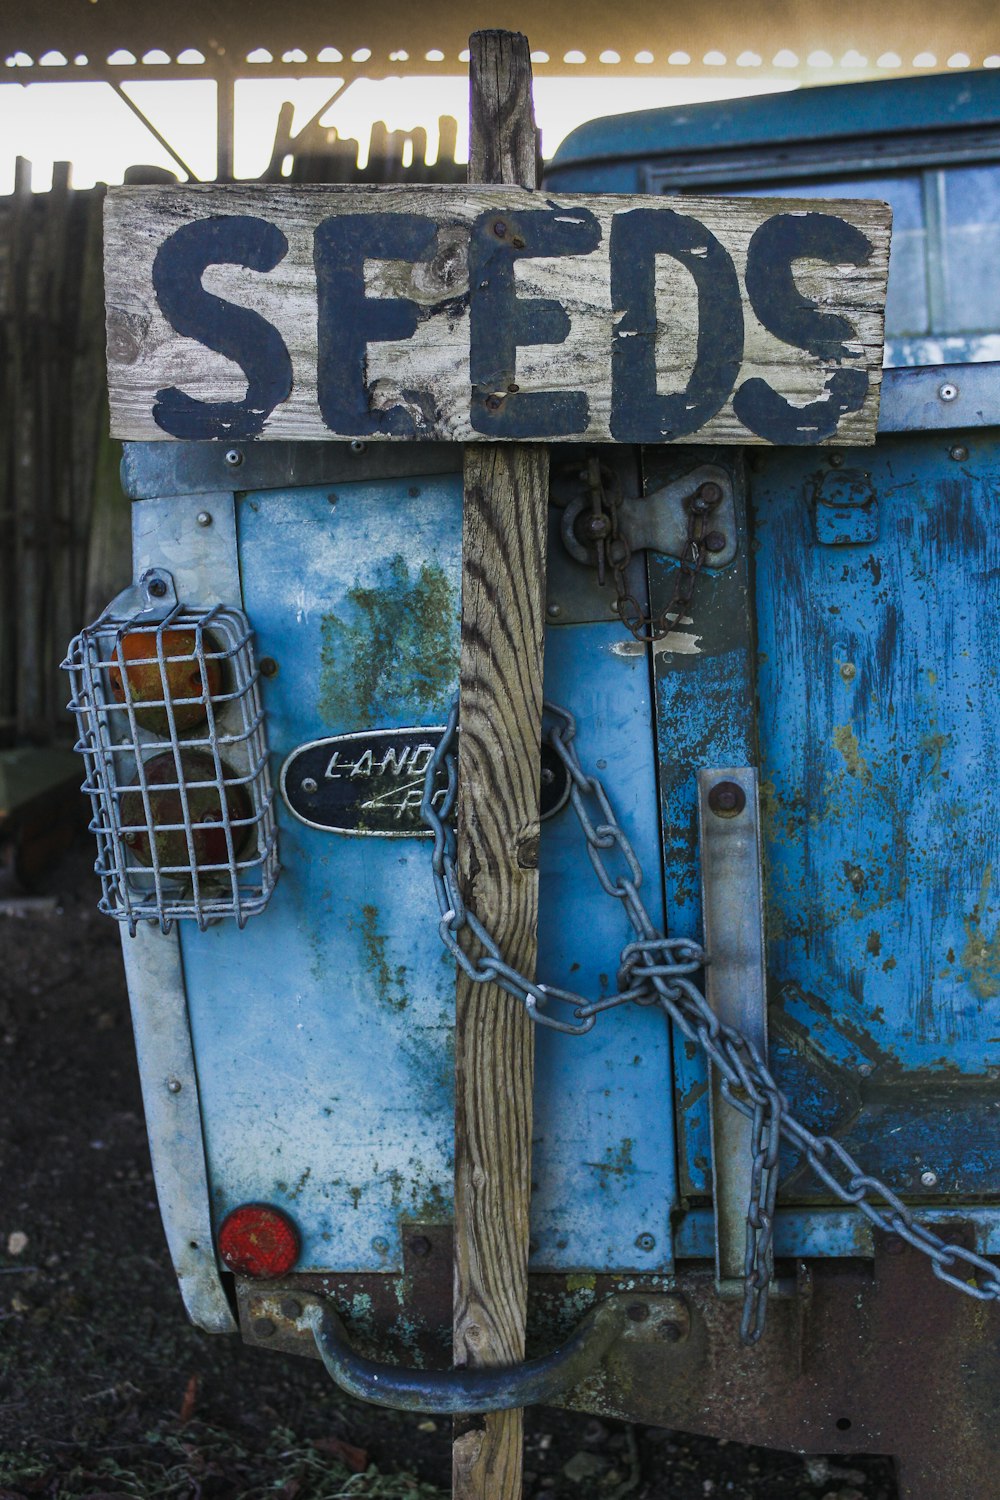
top-left (218, 1203), bottom-right (301, 1279)
top-left (64, 569), bottom-right (278, 932)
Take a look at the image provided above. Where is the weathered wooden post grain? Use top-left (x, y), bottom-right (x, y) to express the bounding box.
top-left (453, 30), bottom-right (545, 1500)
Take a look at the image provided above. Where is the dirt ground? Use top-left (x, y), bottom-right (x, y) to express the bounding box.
top-left (0, 842), bottom-right (899, 1499)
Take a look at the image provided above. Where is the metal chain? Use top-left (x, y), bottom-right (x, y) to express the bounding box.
top-left (421, 700), bottom-right (1000, 1344)
top-left (595, 463), bottom-right (724, 644)
top-left (553, 459), bottom-right (723, 643)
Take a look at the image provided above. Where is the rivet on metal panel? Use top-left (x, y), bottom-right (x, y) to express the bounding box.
top-left (253, 1317), bottom-right (277, 1339)
top-left (300, 777), bottom-right (318, 795)
top-left (704, 531), bottom-right (727, 553)
top-left (939, 382), bottom-right (959, 402)
top-left (224, 448), bottom-right (243, 467)
top-left (707, 780), bottom-right (746, 819)
top-left (950, 444), bottom-right (969, 461)
top-left (146, 577), bottom-right (168, 598)
top-left (920, 1170), bottom-right (939, 1188)
top-left (408, 1235), bottom-right (432, 1258)
top-left (279, 1297), bottom-right (303, 1320)
top-left (166, 1077), bottom-right (182, 1093)
top-left (829, 452), bottom-right (845, 466)
top-left (659, 1320), bottom-right (685, 1343)
top-left (258, 657), bottom-right (278, 678)
top-left (196, 510), bottom-right (213, 527)
top-left (350, 439), bottom-right (367, 454)
top-left (840, 662), bottom-right (857, 682)
top-left (635, 1233), bottom-right (655, 1252)
top-left (546, 603), bottom-right (562, 618)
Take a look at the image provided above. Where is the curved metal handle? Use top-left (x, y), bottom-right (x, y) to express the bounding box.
top-left (300, 1297), bottom-right (629, 1414)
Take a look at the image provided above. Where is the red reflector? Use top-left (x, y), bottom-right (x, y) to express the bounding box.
top-left (218, 1203), bottom-right (300, 1278)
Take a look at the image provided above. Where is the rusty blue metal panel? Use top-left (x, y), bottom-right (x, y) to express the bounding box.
top-left (177, 473), bottom-right (674, 1274)
top-left (653, 434), bottom-right (1000, 1236)
top-left (753, 431), bottom-right (1000, 1202)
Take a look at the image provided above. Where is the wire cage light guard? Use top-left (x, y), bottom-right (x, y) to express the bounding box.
top-left (63, 570), bottom-right (279, 933)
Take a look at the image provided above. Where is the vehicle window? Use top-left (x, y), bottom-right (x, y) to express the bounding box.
top-left (940, 166), bottom-right (1000, 334)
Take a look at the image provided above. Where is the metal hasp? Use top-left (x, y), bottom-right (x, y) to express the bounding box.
top-left (302, 1295), bottom-right (631, 1413)
top-left (697, 769), bottom-right (770, 1312)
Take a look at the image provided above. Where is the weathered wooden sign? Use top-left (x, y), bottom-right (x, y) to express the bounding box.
top-left (105, 184), bottom-right (891, 446)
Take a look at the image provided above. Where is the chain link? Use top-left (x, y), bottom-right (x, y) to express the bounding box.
top-left (421, 701), bottom-right (1000, 1344)
top-left (575, 459), bottom-right (724, 643)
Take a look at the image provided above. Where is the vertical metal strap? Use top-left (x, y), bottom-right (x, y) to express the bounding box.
top-left (697, 767), bottom-right (768, 1291)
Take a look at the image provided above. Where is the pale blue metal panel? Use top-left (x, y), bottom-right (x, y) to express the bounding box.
top-left (178, 474), bottom-right (675, 1274)
top-left (181, 476), bottom-right (462, 1274)
top-left (534, 625), bottom-right (675, 1273)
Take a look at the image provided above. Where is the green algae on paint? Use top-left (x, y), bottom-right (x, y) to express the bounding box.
top-left (318, 554), bottom-right (459, 729)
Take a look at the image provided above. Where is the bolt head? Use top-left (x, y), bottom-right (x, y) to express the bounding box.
top-left (196, 511), bottom-right (213, 527)
top-left (258, 656), bottom-right (278, 678)
top-left (581, 514), bottom-right (610, 539)
top-left (253, 1317), bottom-right (276, 1339)
top-left (708, 780), bottom-right (746, 818)
top-left (224, 448), bottom-right (243, 466)
top-left (699, 481), bottom-right (723, 505)
top-left (703, 530), bottom-right (727, 554)
top-left (920, 1169), bottom-right (938, 1188)
top-left (659, 1320), bottom-right (684, 1343)
top-left (279, 1296), bottom-right (303, 1320)
top-left (147, 578), bottom-right (168, 599)
top-left (485, 393), bottom-right (503, 411)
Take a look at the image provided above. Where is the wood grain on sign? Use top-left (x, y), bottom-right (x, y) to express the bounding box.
top-left (453, 32), bottom-right (542, 1500)
top-left (105, 184), bottom-right (892, 446)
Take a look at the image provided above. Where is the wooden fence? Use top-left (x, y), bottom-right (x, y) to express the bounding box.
top-left (0, 114), bottom-right (465, 745)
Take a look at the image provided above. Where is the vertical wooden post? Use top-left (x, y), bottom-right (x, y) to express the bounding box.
top-left (453, 31), bottom-right (545, 1500)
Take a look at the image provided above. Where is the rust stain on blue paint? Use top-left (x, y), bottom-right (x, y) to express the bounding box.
top-left (358, 902), bottom-right (409, 1012)
top-left (961, 866), bottom-right (1000, 1001)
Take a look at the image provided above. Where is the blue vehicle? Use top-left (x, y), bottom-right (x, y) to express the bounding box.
top-left (67, 69), bottom-right (999, 1499)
